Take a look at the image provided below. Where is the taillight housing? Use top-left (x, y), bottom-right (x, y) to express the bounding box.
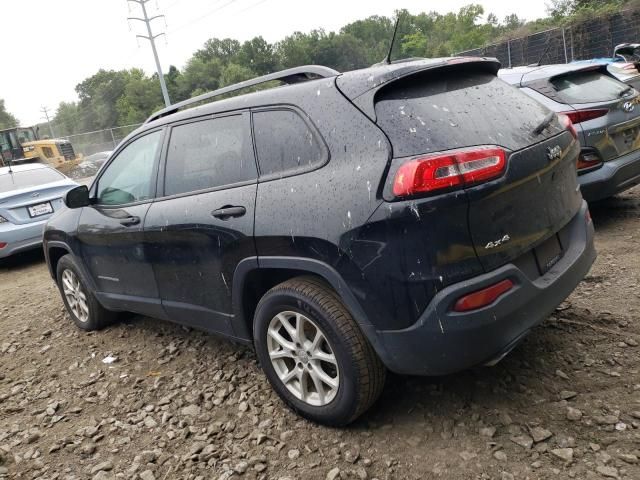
top-left (577, 149), bottom-right (603, 173)
top-left (392, 146), bottom-right (507, 198)
top-left (561, 109), bottom-right (608, 125)
top-left (0, 242), bottom-right (6, 249)
top-left (557, 113), bottom-right (578, 140)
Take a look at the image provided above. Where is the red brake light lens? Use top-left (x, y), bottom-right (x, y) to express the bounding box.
top-left (453, 279), bottom-right (514, 313)
top-left (557, 113), bottom-right (578, 140)
top-left (0, 243), bottom-right (6, 249)
top-left (392, 146), bottom-right (506, 197)
top-left (577, 150), bottom-right (603, 171)
top-left (561, 109), bottom-right (608, 125)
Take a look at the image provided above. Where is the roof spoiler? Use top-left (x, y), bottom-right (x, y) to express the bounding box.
top-left (145, 65), bottom-right (340, 124)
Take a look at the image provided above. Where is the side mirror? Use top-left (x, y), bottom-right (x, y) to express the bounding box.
top-left (64, 185), bottom-right (91, 209)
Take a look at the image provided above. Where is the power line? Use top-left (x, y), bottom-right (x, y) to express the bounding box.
top-left (167, 0), bottom-right (240, 35)
top-left (127, 0), bottom-right (172, 107)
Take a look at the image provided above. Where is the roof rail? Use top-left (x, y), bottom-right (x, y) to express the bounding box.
top-left (145, 65), bottom-right (340, 124)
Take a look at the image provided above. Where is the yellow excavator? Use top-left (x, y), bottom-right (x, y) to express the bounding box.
top-left (0, 126), bottom-right (82, 172)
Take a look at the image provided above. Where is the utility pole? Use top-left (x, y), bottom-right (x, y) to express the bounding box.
top-left (127, 0), bottom-right (171, 107)
top-left (40, 106), bottom-right (55, 138)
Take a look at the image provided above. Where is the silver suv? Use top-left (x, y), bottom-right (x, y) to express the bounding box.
top-left (500, 63), bottom-right (640, 201)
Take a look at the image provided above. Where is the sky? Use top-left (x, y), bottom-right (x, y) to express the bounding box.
top-left (0, 0), bottom-right (549, 126)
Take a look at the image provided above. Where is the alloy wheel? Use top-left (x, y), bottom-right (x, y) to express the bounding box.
top-left (61, 269), bottom-right (89, 323)
top-left (266, 311), bottom-right (339, 406)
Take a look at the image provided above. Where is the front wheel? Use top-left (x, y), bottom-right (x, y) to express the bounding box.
top-left (56, 254), bottom-right (116, 331)
top-left (253, 276), bottom-right (386, 426)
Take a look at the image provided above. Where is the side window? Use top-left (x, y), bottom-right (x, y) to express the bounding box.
top-left (97, 130), bottom-right (162, 206)
top-left (252, 109), bottom-right (325, 177)
top-left (164, 115), bottom-right (256, 196)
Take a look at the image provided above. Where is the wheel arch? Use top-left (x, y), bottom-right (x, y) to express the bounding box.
top-left (232, 256), bottom-right (386, 358)
top-left (45, 241), bottom-right (72, 282)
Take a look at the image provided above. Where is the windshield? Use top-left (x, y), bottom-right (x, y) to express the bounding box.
top-left (550, 71), bottom-right (630, 104)
top-left (0, 168), bottom-right (64, 192)
top-left (17, 128), bottom-right (36, 144)
top-left (0, 130), bottom-right (18, 156)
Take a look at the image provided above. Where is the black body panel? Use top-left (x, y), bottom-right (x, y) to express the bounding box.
top-left (43, 57), bottom-right (596, 376)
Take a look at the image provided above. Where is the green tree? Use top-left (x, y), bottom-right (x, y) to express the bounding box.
top-left (194, 38), bottom-right (241, 65)
top-left (52, 102), bottom-right (81, 136)
top-left (220, 63), bottom-right (255, 87)
top-left (177, 57), bottom-right (224, 99)
top-left (237, 37), bottom-right (280, 75)
top-left (0, 99), bottom-right (18, 129)
top-left (116, 69), bottom-right (164, 125)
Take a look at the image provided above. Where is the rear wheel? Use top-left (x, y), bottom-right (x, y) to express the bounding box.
top-left (56, 254), bottom-right (116, 331)
top-left (254, 276), bottom-right (386, 426)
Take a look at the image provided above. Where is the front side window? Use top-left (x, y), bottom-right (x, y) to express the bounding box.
top-left (96, 130), bottom-right (162, 206)
top-left (164, 115), bottom-right (256, 196)
top-left (252, 109), bottom-right (325, 178)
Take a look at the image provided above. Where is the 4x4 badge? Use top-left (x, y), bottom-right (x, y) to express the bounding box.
top-left (546, 145), bottom-right (562, 161)
top-left (485, 234), bottom-right (511, 250)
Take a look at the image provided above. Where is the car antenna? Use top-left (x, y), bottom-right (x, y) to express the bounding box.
top-left (6, 159), bottom-right (13, 174)
top-left (535, 40), bottom-right (553, 67)
top-left (375, 14), bottom-right (403, 66)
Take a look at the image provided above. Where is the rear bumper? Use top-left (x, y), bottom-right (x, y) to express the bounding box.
top-left (579, 148), bottom-right (640, 201)
top-left (0, 220), bottom-right (47, 258)
top-left (375, 202), bottom-right (596, 376)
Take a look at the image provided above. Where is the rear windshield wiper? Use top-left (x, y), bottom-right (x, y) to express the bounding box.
top-left (533, 112), bottom-right (555, 136)
top-left (619, 86), bottom-right (634, 97)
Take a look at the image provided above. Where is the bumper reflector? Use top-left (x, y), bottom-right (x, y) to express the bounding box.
top-left (453, 279), bottom-right (514, 312)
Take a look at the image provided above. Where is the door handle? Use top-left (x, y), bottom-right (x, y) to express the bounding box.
top-left (120, 216), bottom-right (140, 226)
top-left (211, 206), bottom-right (246, 220)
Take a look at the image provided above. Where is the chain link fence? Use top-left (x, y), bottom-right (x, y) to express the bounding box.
top-left (457, 8), bottom-right (640, 67)
top-left (62, 123), bottom-right (142, 158)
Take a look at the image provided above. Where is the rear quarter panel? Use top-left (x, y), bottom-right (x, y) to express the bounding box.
top-left (253, 79), bottom-right (399, 330)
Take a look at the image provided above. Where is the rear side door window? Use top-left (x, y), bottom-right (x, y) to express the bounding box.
top-left (164, 114), bottom-right (257, 196)
top-left (96, 130), bottom-right (162, 206)
top-left (252, 109), bottom-right (326, 179)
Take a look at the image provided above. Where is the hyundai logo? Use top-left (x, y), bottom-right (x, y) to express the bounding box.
top-left (623, 101), bottom-right (635, 113)
top-left (546, 145), bottom-right (562, 161)
top-left (30, 192), bottom-right (40, 198)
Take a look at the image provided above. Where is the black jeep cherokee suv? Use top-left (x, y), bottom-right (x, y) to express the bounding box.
top-left (44, 58), bottom-right (596, 426)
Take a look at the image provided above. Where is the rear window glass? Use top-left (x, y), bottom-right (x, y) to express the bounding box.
top-left (165, 115), bottom-right (257, 196)
top-left (252, 110), bottom-right (325, 177)
top-left (375, 71), bottom-right (554, 158)
top-left (0, 168), bottom-right (63, 192)
top-left (550, 71), bottom-right (629, 104)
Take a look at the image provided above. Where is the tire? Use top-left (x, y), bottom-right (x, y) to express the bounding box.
top-left (56, 254), bottom-right (116, 331)
top-left (253, 276), bottom-right (386, 426)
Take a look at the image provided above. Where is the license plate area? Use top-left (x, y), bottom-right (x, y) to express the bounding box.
top-left (28, 201), bottom-right (53, 218)
top-left (534, 234), bottom-right (563, 275)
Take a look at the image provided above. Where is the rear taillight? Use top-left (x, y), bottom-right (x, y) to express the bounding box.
top-left (392, 146), bottom-right (506, 197)
top-left (577, 150), bottom-right (603, 172)
top-left (557, 114), bottom-right (578, 141)
top-left (453, 279), bottom-right (514, 312)
top-left (561, 109), bottom-right (608, 125)
top-left (0, 243), bottom-right (6, 249)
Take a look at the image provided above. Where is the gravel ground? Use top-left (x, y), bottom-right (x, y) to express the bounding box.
top-left (1, 189), bottom-right (640, 480)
